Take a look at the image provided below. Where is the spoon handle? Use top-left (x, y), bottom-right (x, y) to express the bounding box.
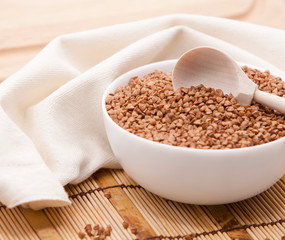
top-left (254, 89), bottom-right (285, 114)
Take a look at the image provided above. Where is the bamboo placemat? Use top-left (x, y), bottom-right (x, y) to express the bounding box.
top-left (1, 169), bottom-right (285, 240)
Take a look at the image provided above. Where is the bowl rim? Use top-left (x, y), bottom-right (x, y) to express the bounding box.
top-left (102, 59), bottom-right (285, 153)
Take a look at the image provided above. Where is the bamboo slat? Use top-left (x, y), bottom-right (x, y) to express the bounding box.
top-left (1, 169), bottom-right (285, 240)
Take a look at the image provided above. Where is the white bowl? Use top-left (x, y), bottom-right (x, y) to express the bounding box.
top-left (102, 59), bottom-right (285, 205)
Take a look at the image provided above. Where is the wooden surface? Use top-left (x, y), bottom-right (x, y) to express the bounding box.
top-left (1, 1), bottom-right (285, 239)
top-left (1, 0), bottom-right (285, 82)
top-left (1, 169), bottom-right (285, 240)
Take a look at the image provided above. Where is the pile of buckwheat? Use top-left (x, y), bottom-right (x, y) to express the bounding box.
top-left (78, 224), bottom-right (112, 239)
top-left (105, 66), bottom-right (285, 149)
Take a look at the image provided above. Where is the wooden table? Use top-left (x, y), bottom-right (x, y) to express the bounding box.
top-left (1, 1), bottom-right (285, 240)
top-left (1, 0), bottom-right (285, 82)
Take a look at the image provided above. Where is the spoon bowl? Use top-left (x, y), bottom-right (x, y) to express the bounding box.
top-left (173, 47), bottom-right (285, 113)
top-left (102, 59), bottom-right (285, 204)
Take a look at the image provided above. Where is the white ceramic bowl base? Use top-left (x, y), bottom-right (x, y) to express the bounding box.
top-left (102, 60), bottom-right (285, 205)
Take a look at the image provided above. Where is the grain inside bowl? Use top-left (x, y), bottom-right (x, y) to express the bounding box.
top-left (105, 66), bottom-right (285, 149)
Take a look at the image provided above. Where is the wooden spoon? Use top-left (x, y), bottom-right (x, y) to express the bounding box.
top-left (172, 47), bottom-right (285, 113)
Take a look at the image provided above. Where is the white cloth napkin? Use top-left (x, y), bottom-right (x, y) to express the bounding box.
top-left (1, 14), bottom-right (285, 209)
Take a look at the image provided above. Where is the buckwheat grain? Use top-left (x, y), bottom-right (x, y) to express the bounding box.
top-left (106, 68), bottom-right (285, 149)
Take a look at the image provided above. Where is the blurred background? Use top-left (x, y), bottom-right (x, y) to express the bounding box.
top-left (1, 0), bottom-right (285, 82)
